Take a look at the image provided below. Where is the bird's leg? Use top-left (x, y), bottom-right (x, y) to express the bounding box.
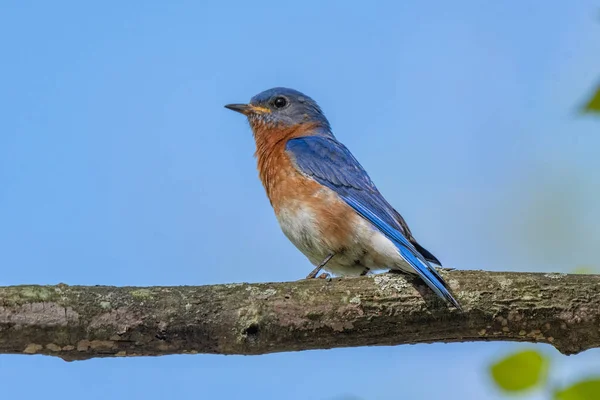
top-left (360, 267), bottom-right (370, 276)
top-left (306, 253), bottom-right (334, 279)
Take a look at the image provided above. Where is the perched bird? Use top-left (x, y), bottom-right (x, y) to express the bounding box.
top-left (225, 88), bottom-right (460, 309)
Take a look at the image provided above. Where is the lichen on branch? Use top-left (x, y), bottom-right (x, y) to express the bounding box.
top-left (0, 270), bottom-right (598, 361)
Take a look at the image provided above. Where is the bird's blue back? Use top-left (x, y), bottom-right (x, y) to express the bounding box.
top-left (286, 135), bottom-right (461, 309)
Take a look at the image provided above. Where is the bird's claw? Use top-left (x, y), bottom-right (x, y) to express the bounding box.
top-left (317, 273), bottom-right (331, 280)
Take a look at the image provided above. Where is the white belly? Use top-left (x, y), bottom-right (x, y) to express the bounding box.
top-left (276, 202), bottom-right (413, 277)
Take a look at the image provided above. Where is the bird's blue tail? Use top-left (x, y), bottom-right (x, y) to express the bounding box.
top-left (342, 196), bottom-right (462, 310)
top-left (395, 242), bottom-right (462, 310)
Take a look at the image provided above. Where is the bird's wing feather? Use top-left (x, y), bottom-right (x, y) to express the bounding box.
top-left (286, 136), bottom-right (459, 309)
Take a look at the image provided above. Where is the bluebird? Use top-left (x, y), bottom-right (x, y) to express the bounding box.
top-left (225, 88), bottom-right (460, 309)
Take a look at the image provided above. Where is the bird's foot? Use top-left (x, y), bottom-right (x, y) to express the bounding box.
top-left (305, 253), bottom-right (335, 279)
top-left (317, 273), bottom-right (331, 280)
top-left (306, 268), bottom-right (321, 279)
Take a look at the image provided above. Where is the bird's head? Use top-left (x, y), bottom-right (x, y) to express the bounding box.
top-left (225, 87), bottom-right (331, 134)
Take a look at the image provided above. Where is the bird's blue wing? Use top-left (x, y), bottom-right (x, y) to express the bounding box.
top-left (286, 136), bottom-right (460, 309)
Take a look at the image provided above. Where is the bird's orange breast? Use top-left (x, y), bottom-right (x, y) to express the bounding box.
top-left (252, 122), bottom-right (356, 250)
top-left (253, 122), bottom-right (321, 212)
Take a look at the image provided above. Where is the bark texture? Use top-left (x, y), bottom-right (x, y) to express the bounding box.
top-left (0, 270), bottom-right (598, 361)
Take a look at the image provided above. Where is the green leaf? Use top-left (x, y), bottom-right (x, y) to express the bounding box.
top-left (572, 266), bottom-right (597, 274)
top-left (490, 349), bottom-right (549, 393)
top-left (583, 85), bottom-right (600, 114)
top-left (554, 379), bottom-right (600, 400)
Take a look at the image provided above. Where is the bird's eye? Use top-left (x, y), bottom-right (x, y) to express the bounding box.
top-left (272, 96), bottom-right (288, 109)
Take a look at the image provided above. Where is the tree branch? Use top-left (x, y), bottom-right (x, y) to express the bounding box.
top-left (0, 270), bottom-right (597, 361)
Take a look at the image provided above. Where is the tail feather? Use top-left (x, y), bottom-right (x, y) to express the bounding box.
top-left (396, 244), bottom-right (462, 310)
top-left (342, 196), bottom-right (461, 310)
top-left (411, 240), bottom-right (442, 266)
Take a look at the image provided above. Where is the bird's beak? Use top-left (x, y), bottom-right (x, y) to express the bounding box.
top-left (224, 103), bottom-right (253, 115)
top-left (224, 103), bottom-right (271, 115)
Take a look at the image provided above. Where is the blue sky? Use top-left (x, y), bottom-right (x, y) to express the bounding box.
top-left (1, 1), bottom-right (599, 399)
